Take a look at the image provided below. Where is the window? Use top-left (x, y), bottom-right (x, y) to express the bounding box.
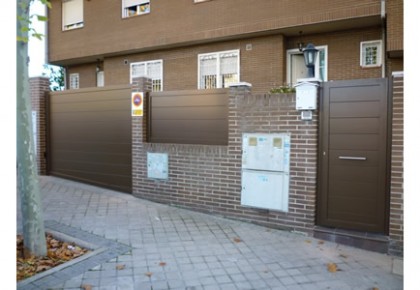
top-left (286, 45), bottom-right (328, 85)
top-left (122, 0), bottom-right (150, 18)
top-left (198, 50), bottom-right (240, 89)
top-left (69, 73), bottom-right (79, 89)
top-left (360, 40), bottom-right (382, 67)
top-left (62, 0), bottom-right (83, 31)
top-left (130, 60), bottom-right (163, 92)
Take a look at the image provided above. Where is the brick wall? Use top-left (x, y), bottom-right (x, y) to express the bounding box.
top-left (388, 73), bottom-right (404, 256)
top-left (386, 0), bottom-right (403, 54)
top-left (132, 79), bottom-right (318, 234)
top-left (29, 77), bottom-right (50, 175)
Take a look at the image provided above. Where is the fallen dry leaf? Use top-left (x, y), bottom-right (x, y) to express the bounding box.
top-left (145, 271), bottom-right (153, 277)
top-left (158, 262), bottom-right (167, 267)
top-left (305, 240), bottom-right (312, 244)
top-left (372, 288), bottom-right (379, 290)
top-left (339, 254), bottom-right (348, 259)
top-left (233, 237), bottom-right (242, 243)
top-left (327, 263), bottom-right (338, 273)
top-left (81, 284), bottom-right (93, 290)
top-left (116, 264), bottom-right (126, 270)
top-left (318, 240), bottom-right (324, 245)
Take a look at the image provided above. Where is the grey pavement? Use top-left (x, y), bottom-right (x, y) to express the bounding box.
top-left (17, 176), bottom-right (403, 290)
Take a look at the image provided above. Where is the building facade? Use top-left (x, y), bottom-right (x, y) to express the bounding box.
top-left (46, 0), bottom-right (404, 255)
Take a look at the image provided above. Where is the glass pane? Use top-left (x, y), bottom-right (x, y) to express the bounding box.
top-left (318, 49), bottom-right (325, 81)
top-left (220, 53), bottom-right (238, 75)
top-left (200, 56), bottom-right (217, 76)
top-left (201, 75), bottom-right (217, 89)
top-left (131, 63), bottom-right (146, 78)
top-left (365, 46), bottom-right (378, 65)
top-left (222, 73), bottom-right (238, 88)
top-left (290, 54), bottom-right (306, 85)
top-left (152, 79), bottom-right (162, 92)
top-left (147, 61), bottom-right (162, 80)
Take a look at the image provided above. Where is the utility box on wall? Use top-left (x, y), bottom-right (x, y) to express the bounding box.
top-left (241, 133), bottom-right (291, 212)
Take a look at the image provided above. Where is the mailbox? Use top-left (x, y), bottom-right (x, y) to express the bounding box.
top-left (295, 81), bottom-right (319, 110)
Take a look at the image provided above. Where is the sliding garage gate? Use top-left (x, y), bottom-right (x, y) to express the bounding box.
top-left (48, 85), bottom-right (132, 193)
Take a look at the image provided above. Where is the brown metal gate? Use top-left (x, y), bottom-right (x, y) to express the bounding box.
top-left (317, 78), bottom-right (389, 233)
top-left (47, 85), bottom-right (132, 193)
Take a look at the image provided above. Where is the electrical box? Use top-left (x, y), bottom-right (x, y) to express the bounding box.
top-left (295, 82), bottom-right (318, 110)
top-left (147, 152), bottom-right (168, 180)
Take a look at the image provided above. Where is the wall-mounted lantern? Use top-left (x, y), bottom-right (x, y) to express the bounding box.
top-left (303, 43), bottom-right (318, 78)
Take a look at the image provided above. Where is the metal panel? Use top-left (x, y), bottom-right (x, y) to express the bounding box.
top-left (242, 133), bottom-right (291, 173)
top-left (149, 89), bottom-right (229, 145)
top-left (48, 85), bottom-right (132, 193)
top-left (317, 78), bottom-right (389, 233)
top-left (241, 170), bottom-right (289, 212)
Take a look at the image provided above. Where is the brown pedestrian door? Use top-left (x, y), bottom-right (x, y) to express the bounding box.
top-left (317, 78), bottom-right (389, 233)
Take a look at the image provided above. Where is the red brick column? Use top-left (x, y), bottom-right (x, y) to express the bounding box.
top-left (29, 77), bottom-right (50, 175)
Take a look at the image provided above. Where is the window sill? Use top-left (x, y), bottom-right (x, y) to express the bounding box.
top-left (62, 22), bottom-right (84, 31)
top-left (360, 64), bottom-right (382, 69)
top-left (122, 13), bottom-right (150, 19)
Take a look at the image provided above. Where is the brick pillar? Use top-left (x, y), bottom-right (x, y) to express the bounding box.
top-left (29, 77), bottom-right (50, 175)
top-left (131, 77), bottom-right (152, 193)
top-left (228, 82), bottom-right (253, 155)
top-left (389, 72), bottom-right (404, 256)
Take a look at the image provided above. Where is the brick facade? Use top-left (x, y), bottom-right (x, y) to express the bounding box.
top-left (29, 77), bottom-right (50, 175)
top-left (73, 27), bottom-right (383, 94)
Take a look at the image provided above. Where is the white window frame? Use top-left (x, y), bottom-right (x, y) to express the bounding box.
top-left (130, 60), bottom-right (163, 92)
top-left (69, 73), bottom-right (79, 89)
top-left (198, 49), bottom-right (240, 89)
top-left (62, 0), bottom-right (84, 31)
top-left (360, 40), bottom-right (382, 68)
top-left (122, 0), bottom-right (150, 18)
top-left (194, 0), bottom-right (212, 3)
top-left (286, 45), bottom-right (328, 85)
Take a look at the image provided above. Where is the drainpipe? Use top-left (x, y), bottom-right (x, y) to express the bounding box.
top-left (381, 0), bottom-right (386, 78)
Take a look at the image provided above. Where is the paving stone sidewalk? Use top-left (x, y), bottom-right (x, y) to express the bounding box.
top-left (17, 176), bottom-right (403, 290)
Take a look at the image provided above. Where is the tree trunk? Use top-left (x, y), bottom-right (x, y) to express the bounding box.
top-left (17, 0), bottom-right (47, 257)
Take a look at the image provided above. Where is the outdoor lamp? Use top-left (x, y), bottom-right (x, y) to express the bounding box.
top-left (303, 43), bottom-right (318, 78)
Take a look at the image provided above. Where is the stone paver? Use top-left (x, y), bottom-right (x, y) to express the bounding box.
top-left (17, 176), bottom-right (403, 289)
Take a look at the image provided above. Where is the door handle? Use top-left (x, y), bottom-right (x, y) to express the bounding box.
top-left (339, 156), bottom-right (367, 161)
